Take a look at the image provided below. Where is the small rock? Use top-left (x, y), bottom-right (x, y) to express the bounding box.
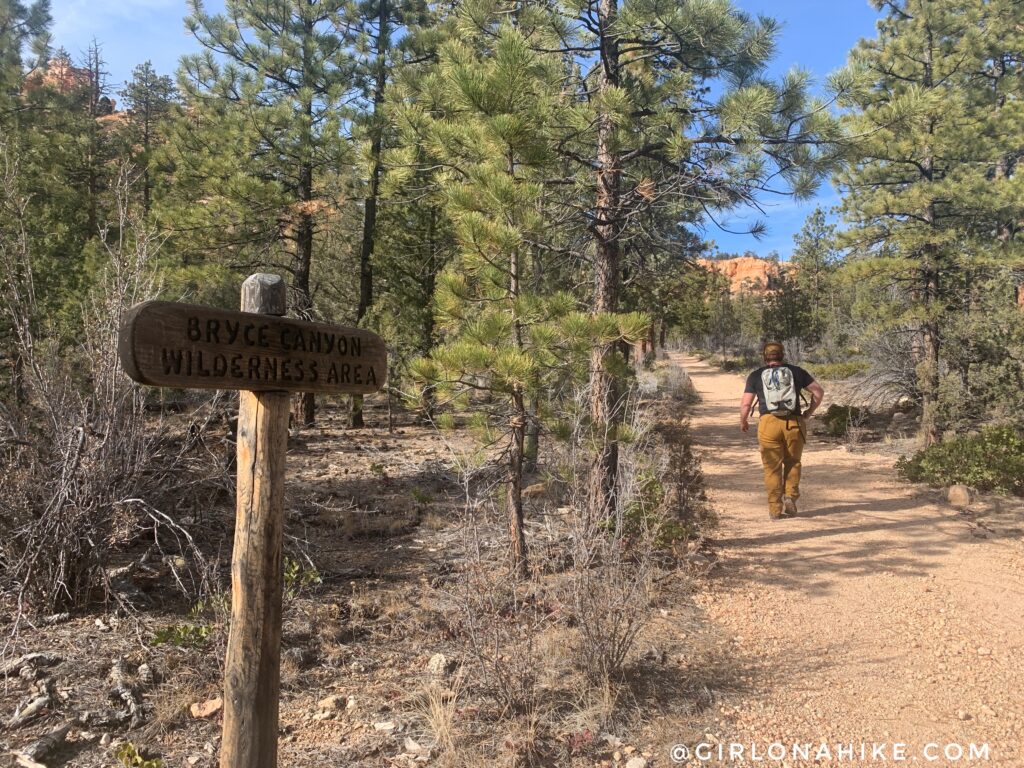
top-left (137, 663), bottom-right (154, 686)
top-left (100, 733), bottom-right (112, 746)
top-left (426, 653), bottom-right (452, 677)
top-left (980, 705), bottom-right (997, 717)
top-left (318, 694), bottom-right (346, 711)
top-left (403, 737), bottom-right (429, 756)
top-left (625, 758), bottom-right (647, 768)
top-left (374, 720), bottom-right (397, 733)
top-left (948, 484), bottom-right (972, 508)
top-left (977, 647), bottom-right (991, 656)
top-left (957, 710), bottom-right (971, 721)
top-left (613, 750), bottom-right (622, 762)
top-left (190, 697), bottom-right (223, 719)
top-left (686, 553), bottom-right (711, 569)
top-left (187, 757), bottom-right (202, 766)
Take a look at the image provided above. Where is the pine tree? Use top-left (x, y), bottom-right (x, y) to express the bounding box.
top-left (168, 0), bottom-right (354, 424)
top-left (761, 272), bottom-right (815, 360)
top-left (838, 0), bottom-right (1024, 444)
top-left (343, 0), bottom-right (429, 426)
top-left (0, 0), bottom-right (50, 112)
top-left (791, 207), bottom-right (839, 343)
top-left (120, 61), bottom-right (176, 218)
top-left (557, 0), bottom-right (846, 517)
top-left (406, 20), bottom-right (623, 577)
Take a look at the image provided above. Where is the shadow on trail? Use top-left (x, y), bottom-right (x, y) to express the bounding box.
top-left (676, 353), bottom-right (978, 597)
top-left (704, 489), bottom-right (973, 597)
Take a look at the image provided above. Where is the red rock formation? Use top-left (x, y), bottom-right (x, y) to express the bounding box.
top-left (24, 56), bottom-right (92, 95)
top-left (697, 255), bottom-right (788, 295)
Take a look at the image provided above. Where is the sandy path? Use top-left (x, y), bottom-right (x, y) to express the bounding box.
top-left (674, 353), bottom-right (1024, 766)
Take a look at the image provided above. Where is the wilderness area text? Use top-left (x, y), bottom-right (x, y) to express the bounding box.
top-left (160, 347), bottom-right (377, 387)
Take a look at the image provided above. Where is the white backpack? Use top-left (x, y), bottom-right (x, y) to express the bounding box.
top-left (762, 366), bottom-right (799, 417)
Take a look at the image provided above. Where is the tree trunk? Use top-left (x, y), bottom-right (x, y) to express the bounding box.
top-left (919, 263), bottom-right (941, 447)
top-left (508, 389), bottom-right (528, 579)
top-left (507, 174), bottom-right (529, 576)
top-left (291, 159), bottom-right (316, 428)
top-left (142, 107), bottom-right (152, 219)
top-left (292, 27), bottom-right (317, 428)
top-left (524, 396), bottom-right (539, 474)
top-left (418, 207), bottom-right (440, 422)
top-left (916, 29), bottom-right (941, 448)
top-left (351, 0), bottom-right (390, 429)
top-left (588, 0), bottom-right (622, 522)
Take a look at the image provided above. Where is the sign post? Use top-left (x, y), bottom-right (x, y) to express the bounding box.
top-left (118, 274), bottom-right (386, 768)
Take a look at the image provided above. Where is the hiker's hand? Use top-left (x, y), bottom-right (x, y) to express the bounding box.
top-left (740, 419), bottom-right (749, 433)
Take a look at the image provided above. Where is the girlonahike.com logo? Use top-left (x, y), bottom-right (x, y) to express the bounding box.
top-left (669, 742), bottom-right (992, 763)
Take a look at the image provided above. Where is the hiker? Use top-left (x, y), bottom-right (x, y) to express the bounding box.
top-left (740, 342), bottom-right (824, 519)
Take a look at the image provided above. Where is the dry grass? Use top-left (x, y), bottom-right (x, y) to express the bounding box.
top-left (413, 674), bottom-right (464, 754)
top-left (144, 676), bottom-right (207, 737)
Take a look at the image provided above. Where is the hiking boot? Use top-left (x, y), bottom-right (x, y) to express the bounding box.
top-left (768, 508), bottom-right (783, 520)
top-left (783, 496), bottom-right (798, 517)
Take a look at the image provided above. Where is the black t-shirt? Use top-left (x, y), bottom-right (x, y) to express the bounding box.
top-left (744, 364), bottom-right (815, 416)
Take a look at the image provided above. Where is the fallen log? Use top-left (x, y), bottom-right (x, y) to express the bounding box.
top-left (109, 658), bottom-right (144, 728)
top-left (0, 655), bottom-right (61, 679)
top-left (6, 694), bottom-right (50, 729)
top-left (12, 721), bottom-right (75, 768)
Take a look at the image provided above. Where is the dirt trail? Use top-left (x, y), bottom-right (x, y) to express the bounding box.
top-left (673, 353), bottom-right (1024, 766)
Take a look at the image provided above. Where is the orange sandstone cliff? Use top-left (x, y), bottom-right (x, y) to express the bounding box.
top-left (697, 255), bottom-right (787, 295)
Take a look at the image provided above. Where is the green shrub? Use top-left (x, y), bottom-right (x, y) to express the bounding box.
top-left (116, 742), bottom-right (162, 768)
top-left (895, 426), bottom-right (1024, 495)
top-left (151, 600), bottom-right (221, 647)
top-left (804, 361), bottom-right (869, 380)
top-left (820, 404), bottom-right (864, 438)
top-left (284, 556), bottom-right (322, 599)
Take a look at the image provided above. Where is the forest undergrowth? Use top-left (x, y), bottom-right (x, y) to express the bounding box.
top-left (0, 355), bottom-right (717, 768)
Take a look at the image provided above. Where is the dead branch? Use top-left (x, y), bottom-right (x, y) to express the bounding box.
top-left (109, 657), bottom-right (144, 728)
top-left (0, 654), bottom-right (61, 679)
top-left (6, 692), bottom-right (50, 730)
top-left (12, 720), bottom-right (75, 767)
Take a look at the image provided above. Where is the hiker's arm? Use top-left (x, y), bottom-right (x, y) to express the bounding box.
top-left (805, 381), bottom-right (825, 417)
top-left (740, 392), bottom-right (756, 432)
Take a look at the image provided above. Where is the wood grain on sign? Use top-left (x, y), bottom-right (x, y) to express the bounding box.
top-left (118, 301), bottom-right (386, 394)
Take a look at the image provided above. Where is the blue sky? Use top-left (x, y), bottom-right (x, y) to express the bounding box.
top-left (49, 0), bottom-right (879, 259)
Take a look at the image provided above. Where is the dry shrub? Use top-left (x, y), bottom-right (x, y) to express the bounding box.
top-left (561, 396), bottom-right (663, 691)
top-left (430, 377), bottom-right (698, 762)
top-left (413, 674), bottom-right (464, 755)
top-left (0, 159), bottom-right (222, 617)
top-left (455, 563), bottom-right (554, 716)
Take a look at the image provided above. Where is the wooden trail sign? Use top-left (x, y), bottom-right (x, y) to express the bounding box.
top-left (118, 275), bottom-right (386, 768)
top-left (119, 301), bottom-right (386, 394)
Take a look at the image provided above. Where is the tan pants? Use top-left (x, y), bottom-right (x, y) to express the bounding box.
top-left (757, 414), bottom-right (806, 516)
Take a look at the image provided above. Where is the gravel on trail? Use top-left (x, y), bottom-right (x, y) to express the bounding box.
top-left (666, 353), bottom-right (1024, 767)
